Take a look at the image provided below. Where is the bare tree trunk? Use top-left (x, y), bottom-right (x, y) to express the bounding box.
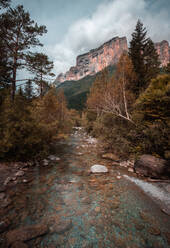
top-left (11, 60), bottom-right (17, 101)
top-left (40, 73), bottom-right (43, 97)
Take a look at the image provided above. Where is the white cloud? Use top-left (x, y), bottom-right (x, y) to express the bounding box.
top-left (46, 0), bottom-right (170, 76)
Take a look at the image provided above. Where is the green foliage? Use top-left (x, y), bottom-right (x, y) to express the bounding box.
top-left (56, 65), bottom-right (116, 110)
top-left (0, 95), bottom-right (48, 161)
top-left (0, 0), bottom-right (10, 8)
top-left (132, 74), bottom-right (170, 158)
top-left (0, 4), bottom-right (47, 99)
top-left (0, 88), bottom-right (73, 161)
top-left (129, 20), bottom-right (160, 97)
top-left (26, 52), bottom-right (54, 96)
top-left (24, 80), bottom-right (34, 99)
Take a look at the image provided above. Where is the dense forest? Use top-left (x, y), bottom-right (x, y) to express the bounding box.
top-left (0, 0), bottom-right (78, 161)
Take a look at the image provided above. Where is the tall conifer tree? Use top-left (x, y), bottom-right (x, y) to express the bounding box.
top-left (129, 20), bottom-right (160, 97)
top-left (0, 5), bottom-right (47, 100)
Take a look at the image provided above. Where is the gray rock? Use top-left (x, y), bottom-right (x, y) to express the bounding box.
top-left (90, 165), bottom-right (108, 173)
top-left (128, 168), bottom-right (134, 173)
top-left (43, 159), bottom-right (49, 166)
top-left (49, 219), bottom-right (72, 234)
top-left (134, 154), bottom-right (170, 179)
top-left (4, 177), bottom-right (11, 185)
top-left (48, 155), bottom-right (60, 161)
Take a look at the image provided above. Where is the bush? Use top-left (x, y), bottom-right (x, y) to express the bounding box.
top-left (132, 74), bottom-right (170, 158)
top-left (0, 95), bottom-right (48, 161)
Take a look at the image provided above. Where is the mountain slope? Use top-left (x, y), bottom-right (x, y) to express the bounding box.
top-left (56, 65), bottom-right (116, 110)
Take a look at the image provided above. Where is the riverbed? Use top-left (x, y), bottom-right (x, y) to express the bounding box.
top-left (0, 128), bottom-right (170, 247)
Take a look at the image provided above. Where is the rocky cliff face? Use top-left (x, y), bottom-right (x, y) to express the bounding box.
top-left (56, 37), bottom-right (170, 83)
top-left (56, 36), bottom-right (128, 82)
top-left (155, 40), bottom-right (170, 67)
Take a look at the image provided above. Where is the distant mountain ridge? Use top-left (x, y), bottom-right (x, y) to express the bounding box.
top-left (55, 36), bottom-right (170, 84)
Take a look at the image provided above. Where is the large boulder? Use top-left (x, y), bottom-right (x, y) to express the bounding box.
top-left (90, 165), bottom-right (108, 173)
top-left (134, 154), bottom-right (170, 179)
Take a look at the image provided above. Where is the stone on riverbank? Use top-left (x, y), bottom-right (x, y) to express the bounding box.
top-left (6, 223), bottom-right (48, 245)
top-left (134, 154), bottom-right (170, 179)
top-left (102, 153), bottom-right (119, 161)
top-left (48, 155), bottom-right (60, 161)
top-left (15, 170), bottom-right (24, 177)
top-left (90, 165), bottom-right (108, 173)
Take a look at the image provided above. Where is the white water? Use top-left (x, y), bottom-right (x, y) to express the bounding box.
top-left (124, 175), bottom-right (170, 214)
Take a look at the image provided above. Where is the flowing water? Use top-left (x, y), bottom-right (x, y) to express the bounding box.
top-left (1, 128), bottom-right (170, 247)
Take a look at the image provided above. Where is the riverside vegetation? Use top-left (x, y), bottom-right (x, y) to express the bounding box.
top-left (0, 1), bottom-right (79, 162)
top-left (0, 1), bottom-right (169, 169)
top-left (83, 20), bottom-right (170, 163)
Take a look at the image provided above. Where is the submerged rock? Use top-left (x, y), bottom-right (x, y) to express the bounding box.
top-left (0, 219), bottom-right (10, 233)
top-left (11, 241), bottom-right (28, 248)
top-left (90, 165), bottom-right (108, 173)
top-left (49, 219), bottom-right (72, 234)
top-left (15, 170), bottom-right (24, 177)
top-left (6, 223), bottom-right (48, 245)
top-left (134, 154), bottom-right (170, 179)
top-left (48, 155), bottom-right (60, 161)
top-left (43, 159), bottom-right (49, 166)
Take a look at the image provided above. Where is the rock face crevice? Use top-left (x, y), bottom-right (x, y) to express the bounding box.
top-left (56, 37), bottom-right (170, 83)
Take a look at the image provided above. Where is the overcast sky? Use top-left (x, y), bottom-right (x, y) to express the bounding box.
top-left (12, 0), bottom-right (170, 77)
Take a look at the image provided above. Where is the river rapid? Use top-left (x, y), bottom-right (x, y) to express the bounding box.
top-left (0, 127), bottom-right (170, 248)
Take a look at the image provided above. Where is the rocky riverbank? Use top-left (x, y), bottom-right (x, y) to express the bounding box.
top-left (0, 127), bottom-right (170, 247)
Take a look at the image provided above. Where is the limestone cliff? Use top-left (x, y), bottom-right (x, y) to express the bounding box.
top-left (56, 36), bottom-right (128, 83)
top-left (155, 40), bottom-right (170, 67)
top-left (56, 37), bottom-right (170, 83)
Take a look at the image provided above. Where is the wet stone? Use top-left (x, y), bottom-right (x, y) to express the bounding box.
top-left (148, 226), bottom-right (161, 236)
top-left (6, 223), bottom-right (48, 245)
top-left (15, 170), bottom-right (24, 177)
top-left (11, 241), bottom-right (28, 248)
top-left (49, 219), bottom-right (72, 234)
top-left (95, 206), bottom-right (100, 213)
top-left (0, 219), bottom-right (10, 233)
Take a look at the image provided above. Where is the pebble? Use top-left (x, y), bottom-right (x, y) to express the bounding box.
top-left (117, 176), bottom-right (121, 179)
top-left (15, 171), bottom-right (24, 177)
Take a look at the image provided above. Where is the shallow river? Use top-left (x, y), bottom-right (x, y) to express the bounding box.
top-left (1, 128), bottom-right (170, 247)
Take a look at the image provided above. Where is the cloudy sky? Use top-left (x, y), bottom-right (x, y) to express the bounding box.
top-left (12, 0), bottom-right (170, 77)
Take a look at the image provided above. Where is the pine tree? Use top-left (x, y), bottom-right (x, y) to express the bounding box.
top-left (129, 20), bottom-right (160, 97)
top-left (18, 86), bottom-right (24, 97)
top-left (0, 5), bottom-right (47, 100)
top-left (24, 80), bottom-right (33, 100)
top-left (0, 0), bottom-right (10, 8)
top-left (26, 52), bottom-right (54, 97)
